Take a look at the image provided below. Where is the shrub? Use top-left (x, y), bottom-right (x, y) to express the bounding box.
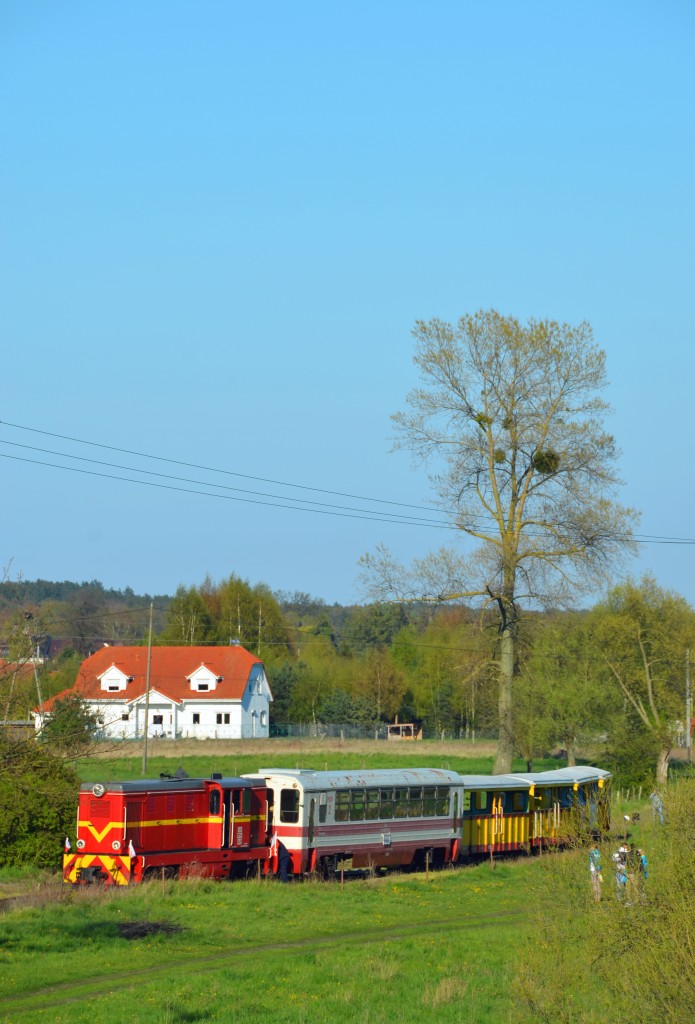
top-left (0, 736), bottom-right (79, 869)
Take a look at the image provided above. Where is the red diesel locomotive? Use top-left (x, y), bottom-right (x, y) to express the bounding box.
top-left (63, 774), bottom-right (268, 885)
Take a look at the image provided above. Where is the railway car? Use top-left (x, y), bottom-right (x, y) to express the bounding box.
top-left (458, 765), bottom-right (611, 857)
top-left (63, 774), bottom-right (269, 885)
top-left (507, 766), bottom-right (611, 846)
top-left (458, 774), bottom-right (533, 856)
top-left (246, 767), bottom-right (464, 876)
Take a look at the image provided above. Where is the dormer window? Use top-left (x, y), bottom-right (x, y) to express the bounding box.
top-left (98, 665), bottom-right (130, 692)
top-left (188, 665), bottom-right (219, 692)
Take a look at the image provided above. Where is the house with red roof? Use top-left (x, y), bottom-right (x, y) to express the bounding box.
top-left (33, 644), bottom-right (273, 740)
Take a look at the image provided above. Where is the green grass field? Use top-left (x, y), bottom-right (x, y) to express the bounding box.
top-left (2, 742), bottom-right (629, 1023)
top-left (0, 859), bottom-right (534, 1024)
top-left (75, 744), bottom-right (561, 783)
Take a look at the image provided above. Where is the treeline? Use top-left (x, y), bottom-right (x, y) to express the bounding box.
top-left (2, 573), bottom-right (693, 787)
top-left (0, 578), bottom-right (165, 610)
top-left (153, 573), bottom-right (695, 786)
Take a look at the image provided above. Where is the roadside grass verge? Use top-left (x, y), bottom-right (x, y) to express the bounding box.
top-left (0, 859), bottom-right (531, 1024)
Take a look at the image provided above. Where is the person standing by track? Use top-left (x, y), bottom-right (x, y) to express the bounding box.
top-left (589, 845), bottom-right (603, 901)
top-left (613, 846), bottom-right (628, 901)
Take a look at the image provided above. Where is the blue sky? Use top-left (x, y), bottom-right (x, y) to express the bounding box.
top-left (1, 1), bottom-right (694, 606)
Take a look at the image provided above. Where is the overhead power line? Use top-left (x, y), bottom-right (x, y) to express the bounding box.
top-left (0, 451), bottom-right (459, 530)
top-left (1, 419), bottom-right (694, 546)
top-left (0, 418), bottom-right (443, 514)
top-left (0, 439), bottom-right (451, 527)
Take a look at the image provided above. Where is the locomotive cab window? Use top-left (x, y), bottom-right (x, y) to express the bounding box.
top-left (319, 792), bottom-right (327, 823)
top-left (475, 791), bottom-right (488, 811)
top-left (209, 789), bottom-right (221, 815)
top-left (280, 788), bottom-right (300, 824)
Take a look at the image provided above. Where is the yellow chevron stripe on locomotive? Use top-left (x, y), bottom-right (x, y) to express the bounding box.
top-left (63, 852), bottom-right (133, 885)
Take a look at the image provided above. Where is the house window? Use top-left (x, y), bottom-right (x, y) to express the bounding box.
top-left (193, 713), bottom-right (200, 725)
top-left (108, 685), bottom-right (120, 691)
top-left (224, 713), bottom-right (230, 724)
top-left (257, 681), bottom-right (262, 694)
top-left (216, 713), bottom-right (222, 724)
top-left (121, 713), bottom-right (130, 721)
top-left (153, 715), bottom-right (163, 726)
top-left (260, 711), bottom-right (267, 727)
top-left (198, 683), bottom-right (209, 691)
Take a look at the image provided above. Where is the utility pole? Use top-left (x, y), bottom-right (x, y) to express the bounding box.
top-left (141, 603), bottom-right (153, 775)
top-left (687, 648), bottom-right (692, 763)
top-left (22, 614), bottom-right (44, 725)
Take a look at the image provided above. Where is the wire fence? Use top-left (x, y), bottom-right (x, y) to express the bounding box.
top-left (269, 721), bottom-right (500, 741)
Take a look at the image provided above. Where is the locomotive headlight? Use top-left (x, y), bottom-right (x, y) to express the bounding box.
top-left (112, 840), bottom-right (121, 851)
top-left (92, 783), bottom-right (105, 797)
top-left (76, 839), bottom-right (86, 850)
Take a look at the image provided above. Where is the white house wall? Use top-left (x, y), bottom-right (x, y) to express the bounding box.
top-left (82, 694), bottom-right (270, 741)
top-left (38, 661), bottom-right (273, 741)
top-left (177, 699), bottom-right (243, 740)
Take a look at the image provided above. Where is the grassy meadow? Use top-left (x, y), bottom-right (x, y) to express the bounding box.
top-left (75, 736), bottom-right (561, 782)
top-left (1, 858), bottom-right (533, 1024)
top-left (4, 740), bottom-right (665, 1024)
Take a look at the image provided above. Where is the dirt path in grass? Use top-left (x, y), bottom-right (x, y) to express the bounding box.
top-left (0, 908), bottom-right (523, 1016)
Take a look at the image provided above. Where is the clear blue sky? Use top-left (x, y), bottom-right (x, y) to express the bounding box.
top-left (1, 1), bottom-right (694, 606)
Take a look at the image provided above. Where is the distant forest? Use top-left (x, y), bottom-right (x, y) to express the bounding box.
top-left (0, 578), bottom-right (167, 610)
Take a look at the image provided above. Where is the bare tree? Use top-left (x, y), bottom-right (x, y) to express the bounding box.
top-left (361, 310), bottom-right (637, 772)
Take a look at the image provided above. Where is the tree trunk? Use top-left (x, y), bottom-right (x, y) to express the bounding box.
top-left (656, 745), bottom-right (670, 786)
top-left (565, 739), bottom-right (577, 767)
top-left (494, 622), bottom-right (514, 774)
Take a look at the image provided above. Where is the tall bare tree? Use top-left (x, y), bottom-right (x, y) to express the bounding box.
top-left (361, 309), bottom-right (637, 772)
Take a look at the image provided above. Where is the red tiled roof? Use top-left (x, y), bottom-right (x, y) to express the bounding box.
top-left (0, 659), bottom-right (35, 679)
top-left (39, 645), bottom-right (264, 713)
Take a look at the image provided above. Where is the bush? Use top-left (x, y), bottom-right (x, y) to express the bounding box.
top-left (0, 736), bottom-right (79, 870)
top-left (39, 694), bottom-right (98, 755)
top-left (514, 773), bottom-right (695, 1023)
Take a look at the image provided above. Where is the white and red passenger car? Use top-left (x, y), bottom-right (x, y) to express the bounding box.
top-left (247, 767), bottom-right (465, 875)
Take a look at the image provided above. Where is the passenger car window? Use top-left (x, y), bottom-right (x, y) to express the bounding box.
top-left (280, 788), bottom-right (300, 823)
